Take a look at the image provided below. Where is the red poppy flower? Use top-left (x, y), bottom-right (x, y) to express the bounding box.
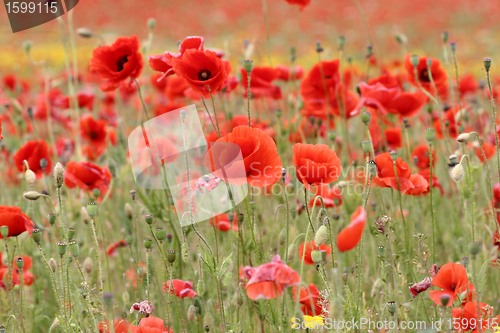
top-left (90, 36), bottom-right (143, 92)
top-left (368, 72), bottom-right (402, 89)
top-left (404, 53), bottom-right (448, 100)
top-left (64, 161), bottom-right (112, 196)
top-left (210, 213), bottom-right (238, 232)
top-left (385, 127), bottom-right (402, 149)
top-left (336, 206), bottom-right (367, 252)
top-left (458, 74), bottom-right (478, 97)
top-left (149, 36), bottom-right (204, 81)
top-left (293, 283), bottom-right (328, 316)
top-left (244, 255), bottom-right (300, 300)
top-left (276, 65), bottom-right (304, 81)
top-left (301, 60), bottom-right (340, 102)
top-left (293, 143), bottom-right (342, 191)
top-left (429, 262), bottom-right (475, 307)
top-left (353, 82), bottom-right (400, 115)
top-left (411, 144), bottom-right (436, 170)
top-left (451, 302), bottom-right (500, 333)
top-left (372, 152), bottom-right (413, 192)
top-left (475, 142), bottom-right (496, 162)
top-left (284, 0), bottom-right (311, 9)
top-left (0, 206), bottom-right (34, 239)
top-left (384, 90), bottom-right (427, 118)
top-left (309, 184), bottom-right (342, 208)
top-left (13, 140), bottom-right (52, 178)
top-left (205, 126), bottom-right (282, 188)
top-left (0, 114), bottom-right (3, 139)
top-left (403, 174), bottom-right (429, 196)
top-left (171, 49), bottom-right (227, 96)
top-left (409, 277), bottom-right (432, 298)
top-left (417, 169), bottom-right (443, 196)
top-left (80, 114), bottom-right (108, 148)
top-left (134, 316), bottom-right (174, 333)
top-left (433, 107), bottom-right (461, 139)
top-left (98, 320), bottom-right (135, 333)
top-left (298, 241), bottom-right (332, 265)
top-left (241, 66), bottom-right (282, 99)
top-left (55, 91), bottom-right (94, 111)
top-left (163, 279), bottom-right (197, 298)
top-left (106, 240), bottom-right (128, 257)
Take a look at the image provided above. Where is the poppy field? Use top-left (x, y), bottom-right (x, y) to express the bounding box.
top-left (2, 0), bottom-right (500, 332)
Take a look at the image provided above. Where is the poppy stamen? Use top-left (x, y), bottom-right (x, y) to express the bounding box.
top-left (419, 69), bottom-right (431, 82)
top-left (198, 69), bottom-right (212, 81)
top-left (116, 55), bottom-right (129, 72)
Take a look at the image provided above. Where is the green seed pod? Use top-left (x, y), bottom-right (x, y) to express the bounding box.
top-left (144, 237), bottom-right (153, 249)
top-left (39, 158), bottom-right (48, 171)
top-left (23, 40), bottom-right (32, 52)
top-left (49, 258), bottom-right (57, 272)
top-left (31, 228), bottom-right (42, 244)
top-left (92, 188), bottom-right (101, 199)
top-left (441, 31), bottom-right (449, 43)
top-left (243, 60), bottom-right (253, 73)
top-left (16, 257), bottom-right (24, 270)
top-left (155, 227), bottom-right (165, 241)
top-left (53, 163), bottom-right (65, 188)
top-left (361, 112), bottom-right (371, 125)
top-left (425, 128), bottom-right (436, 143)
top-left (125, 234), bottom-right (134, 245)
top-left (386, 301), bottom-right (396, 315)
top-left (67, 228), bottom-right (75, 241)
top-left (484, 57), bottom-right (492, 70)
top-left (361, 140), bottom-right (372, 154)
top-left (0, 325), bottom-right (6, 333)
top-left (311, 250), bottom-right (322, 265)
top-left (182, 243), bottom-right (189, 263)
top-left (410, 54), bottom-right (420, 67)
top-left (145, 214), bottom-right (154, 225)
top-left (468, 242), bottom-right (482, 256)
top-left (462, 256), bottom-right (469, 268)
top-left (69, 241), bottom-right (79, 258)
top-left (57, 242), bottom-right (67, 256)
top-left (0, 226), bottom-right (9, 238)
top-left (86, 203), bottom-right (98, 217)
top-left (440, 293), bottom-right (451, 306)
top-left (377, 245), bottom-right (386, 257)
top-left (167, 250), bottom-right (176, 264)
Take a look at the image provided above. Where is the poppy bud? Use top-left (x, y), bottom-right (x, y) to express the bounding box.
top-left (86, 202), bottom-right (98, 217)
top-left (410, 54), bottom-right (420, 68)
top-left (76, 27), bottom-right (93, 38)
top-left (441, 31), bottom-right (449, 43)
top-left (125, 203), bottom-right (133, 220)
top-left (314, 225), bottom-right (329, 246)
top-left (278, 229), bottom-right (287, 246)
top-left (484, 57), bottom-right (492, 70)
top-left (67, 228), bottom-right (75, 241)
top-left (311, 250), bottom-right (322, 265)
top-left (83, 257), bottom-right (93, 273)
top-left (125, 234), bottom-right (134, 245)
top-left (16, 257), bottom-right (24, 270)
top-left (197, 279), bottom-right (205, 296)
top-left (144, 237), bottom-right (153, 249)
top-left (456, 133), bottom-right (470, 143)
top-left (368, 160), bottom-right (377, 176)
top-left (53, 163), bottom-right (65, 188)
top-left (144, 214), bottom-right (154, 225)
top-left (387, 301), bottom-right (396, 315)
top-left (57, 241), bottom-right (67, 256)
top-left (425, 128), bottom-right (436, 143)
top-left (451, 164), bottom-right (465, 182)
top-left (449, 154), bottom-right (458, 164)
top-left (23, 191), bottom-right (41, 201)
top-left (243, 60), bottom-right (253, 73)
top-left (167, 250), bottom-right (176, 264)
top-left (47, 213), bottom-right (56, 226)
top-left (188, 305), bottom-right (196, 322)
top-left (103, 292), bottom-right (114, 309)
top-left (0, 226), bottom-right (8, 238)
top-left (426, 58), bottom-right (432, 67)
top-left (361, 140), bottom-right (372, 154)
top-left (440, 294), bottom-right (451, 307)
top-left (25, 169), bottom-right (36, 187)
top-left (32, 229), bottom-right (42, 244)
top-left (468, 242), bottom-right (482, 256)
top-left (49, 258), bottom-right (57, 272)
top-left (462, 256), bottom-right (469, 268)
top-left (287, 244), bottom-right (297, 261)
top-left (147, 17), bottom-right (156, 30)
top-left (390, 150), bottom-right (398, 162)
top-left (155, 227), bottom-right (165, 241)
top-left (107, 159), bottom-right (117, 178)
top-left (69, 241), bottom-right (79, 258)
top-left (361, 112), bottom-right (371, 125)
top-left (130, 190), bottom-right (136, 201)
top-left (92, 188), bottom-right (101, 199)
top-left (80, 207), bottom-right (91, 224)
top-left (182, 243), bottom-right (189, 262)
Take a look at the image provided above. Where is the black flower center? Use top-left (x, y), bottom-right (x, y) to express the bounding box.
top-left (450, 284), bottom-right (456, 291)
top-left (116, 55), bottom-right (129, 72)
top-left (198, 69), bottom-right (212, 81)
top-left (419, 69), bottom-right (431, 82)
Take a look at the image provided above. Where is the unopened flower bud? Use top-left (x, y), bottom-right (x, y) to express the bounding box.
top-left (197, 279), bottom-right (205, 296)
top-left (451, 164), bottom-right (465, 182)
top-left (468, 242), bottom-right (482, 256)
top-left (83, 257), bottom-right (93, 273)
top-left (32, 228), bottom-right (42, 244)
top-left (23, 191), bottom-right (41, 200)
top-left (329, 131), bottom-right (337, 141)
top-left (188, 305), bottom-right (196, 322)
top-left (76, 27), bottom-right (93, 38)
top-left (23, 40), bottom-right (32, 53)
top-left (287, 244), bottom-right (297, 261)
top-left (456, 133), bottom-right (470, 143)
top-left (278, 229), bottom-right (287, 246)
top-left (236, 289), bottom-right (245, 307)
top-left (25, 169), bottom-right (36, 187)
top-left (53, 163), bottom-right (65, 188)
top-left (49, 258), bottom-right (57, 272)
top-left (315, 225), bottom-right (329, 246)
top-left (182, 243), bottom-right (189, 262)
